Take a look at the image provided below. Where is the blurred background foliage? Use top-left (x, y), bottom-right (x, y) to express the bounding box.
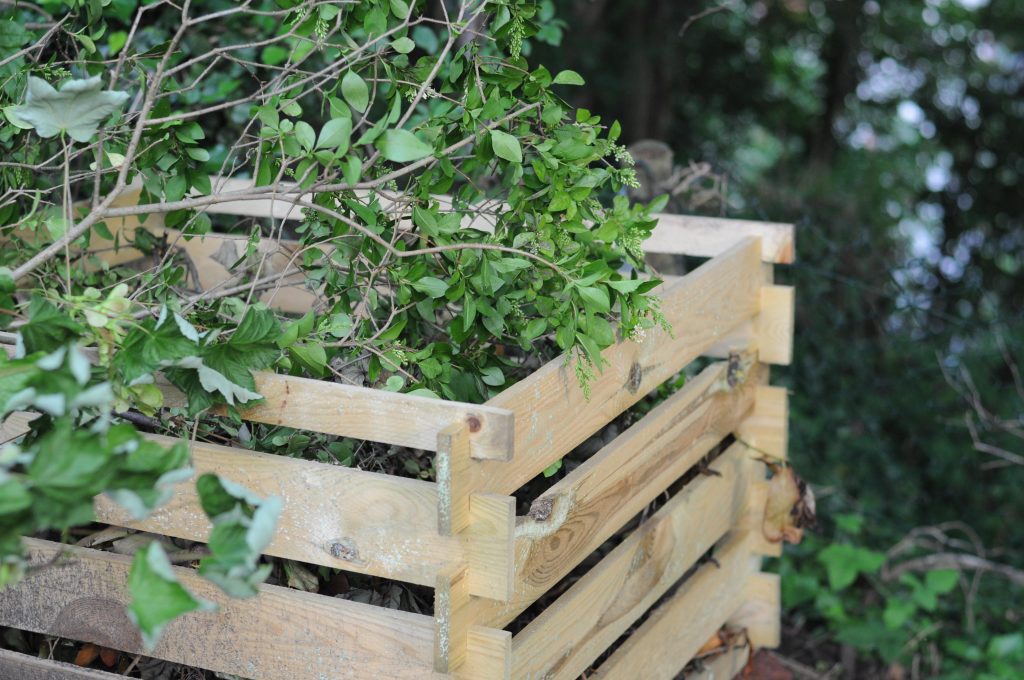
top-left (531, 0), bottom-right (1023, 676)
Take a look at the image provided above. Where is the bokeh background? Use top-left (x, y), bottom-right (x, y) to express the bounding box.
top-left (530, 0), bottom-right (1023, 676)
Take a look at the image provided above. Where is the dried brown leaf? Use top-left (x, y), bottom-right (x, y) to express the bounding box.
top-left (763, 465), bottom-right (817, 544)
top-left (74, 643), bottom-right (99, 667)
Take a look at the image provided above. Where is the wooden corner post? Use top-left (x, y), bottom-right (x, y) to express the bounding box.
top-left (434, 419), bottom-right (516, 677)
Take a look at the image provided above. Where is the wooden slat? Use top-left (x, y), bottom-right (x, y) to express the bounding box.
top-left (590, 531), bottom-right (760, 680)
top-left (510, 444), bottom-right (755, 680)
top-left (471, 236), bottom-right (763, 498)
top-left (213, 372), bottom-right (515, 460)
top-left (0, 538), bottom-right (447, 680)
top-left (434, 564), bottom-right (471, 673)
top-left (685, 645), bottom-right (751, 680)
top-left (729, 572), bottom-right (782, 649)
top-left (463, 493), bottom-right (516, 601)
top-left (706, 285), bottom-right (794, 366)
top-left (645, 213), bottom-right (795, 264)
top-left (0, 648), bottom-right (120, 680)
top-left (470, 362), bottom-right (763, 629)
top-left (95, 433), bottom-right (462, 588)
top-left (437, 423), bottom-right (472, 534)
top-left (737, 385), bottom-right (788, 461)
top-left (463, 627), bottom-right (511, 680)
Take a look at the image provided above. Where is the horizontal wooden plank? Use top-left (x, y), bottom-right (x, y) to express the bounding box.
top-left (646, 213), bottom-right (795, 264)
top-left (213, 371), bottom-right (515, 460)
top-left (590, 530), bottom-right (760, 680)
top-left (729, 572), bottom-right (781, 649)
top-left (471, 236), bottom-right (763, 498)
top-left (97, 433), bottom-right (462, 588)
top-left (0, 647), bottom-right (120, 680)
top-left (0, 538), bottom-right (447, 680)
top-left (685, 645), bottom-right (751, 680)
top-left (510, 444), bottom-right (755, 680)
top-left (470, 362), bottom-right (763, 628)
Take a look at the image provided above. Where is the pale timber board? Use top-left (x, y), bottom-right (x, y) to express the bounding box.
top-left (469, 363), bottom-right (763, 629)
top-left (0, 412), bottom-right (461, 586)
top-left (510, 444), bottom-right (755, 680)
top-left (646, 213), bottom-right (795, 264)
top-left (217, 371), bottom-right (515, 460)
top-left (96, 433), bottom-right (461, 586)
top-left (0, 539), bottom-right (447, 680)
top-left (705, 285), bottom-right (794, 367)
top-left (472, 237), bottom-right (763, 497)
top-left (729, 572), bottom-right (782, 649)
top-left (0, 648), bottom-right (121, 680)
top-left (590, 531), bottom-right (760, 680)
top-left (685, 646), bottom-right (751, 680)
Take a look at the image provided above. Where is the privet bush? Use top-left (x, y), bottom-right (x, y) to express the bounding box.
top-left (0, 0), bottom-right (666, 643)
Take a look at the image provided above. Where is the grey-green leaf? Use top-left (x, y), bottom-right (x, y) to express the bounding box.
top-left (391, 37), bottom-right (415, 54)
top-left (490, 129), bottom-right (522, 163)
top-left (127, 542), bottom-right (215, 650)
top-left (11, 75), bottom-right (130, 143)
top-left (341, 70), bottom-right (369, 113)
top-left (376, 129), bottom-right (434, 163)
top-left (552, 70), bottom-right (586, 86)
top-left (317, 117), bottom-right (352, 152)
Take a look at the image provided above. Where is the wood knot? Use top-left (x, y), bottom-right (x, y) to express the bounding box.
top-left (466, 415), bottom-right (482, 433)
top-left (328, 539), bottom-right (359, 561)
top-left (53, 597), bottom-right (142, 651)
top-left (626, 362), bottom-right (643, 394)
top-left (528, 496), bottom-right (555, 522)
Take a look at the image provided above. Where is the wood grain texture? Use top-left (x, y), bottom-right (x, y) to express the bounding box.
top-left (510, 444), bottom-right (755, 680)
top-left (469, 362), bottom-right (763, 628)
top-left (0, 648), bottom-right (120, 680)
top-left (706, 285), bottom-right (794, 367)
top-left (461, 627), bottom-right (511, 680)
top-left (646, 213), bottom-right (795, 264)
top-left (221, 371), bottom-right (515, 460)
top-left (472, 237), bottom-right (763, 498)
top-left (729, 572), bottom-right (782, 649)
top-left (738, 385), bottom-right (789, 461)
top-left (0, 539), bottom-right (448, 680)
top-left (590, 531), bottom-right (760, 680)
top-left (434, 564), bottom-right (471, 673)
top-left (437, 423), bottom-right (472, 534)
top-left (463, 493), bottom-right (516, 601)
top-left (684, 645), bottom-right (751, 680)
top-left (93, 433), bottom-right (465, 587)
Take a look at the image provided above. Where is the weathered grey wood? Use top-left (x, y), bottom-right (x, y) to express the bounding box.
top-left (0, 648), bottom-right (121, 680)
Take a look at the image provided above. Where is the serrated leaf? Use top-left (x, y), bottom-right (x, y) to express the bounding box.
top-left (127, 542), bottom-right (215, 650)
top-left (11, 76), bottom-right (130, 143)
top-left (490, 129), bottom-right (522, 163)
top-left (341, 70), bottom-right (369, 113)
top-left (376, 129), bottom-right (434, 163)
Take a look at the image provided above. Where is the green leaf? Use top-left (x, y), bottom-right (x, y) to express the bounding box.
top-left (817, 544), bottom-right (885, 591)
top-left (924, 569), bottom-right (958, 595)
top-left (882, 597), bottom-right (916, 629)
top-left (11, 75), bottom-right (130, 143)
top-left (410, 276), bottom-right (449, 298)
top-left (127, 542), bottom-right (215, 650)
top-left (261, 45), bottom-right (289, 66)
top-left (391, 37), bottom-right (415, 54)
top-left (294, 120), bottom-right (316, 152)
top-left (542, 459), bottom-right (563, 477)
top-left (376, 129), bottom-right (434, 163)
top-left (552, 70), bottom-right (585, 86)
top-left (578, 285), bottom-right (610, 313)
top-left (316, 117), bottom-right (352, 152)
top-left (0, 479), bottom-right (31, 515)
top-left (490, 129), bottom-right (523, 163)
top-left (341, 70), bottom-right (369, 113)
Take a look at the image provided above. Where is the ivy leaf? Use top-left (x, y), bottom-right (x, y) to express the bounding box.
top-left (127, 541), bottom-right (216, 650)
top-left (341, 70), bottom-right (369, 113)
top-left (552, 70), bottom-right (585, 86)
top-left (195, 474), bottom-right (282, 598)
top-left (490, 129), bottom-right (522, 163)
top-left (11, 76), bottom-right (130, 143)
top-left (376, 129), bottom-right (434, 163)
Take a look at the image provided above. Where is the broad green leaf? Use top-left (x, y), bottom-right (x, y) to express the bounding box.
top-left (294, 121), bottom-right (316, 152)
top-left (391, 37), bottom-right (415, 54)
top-left (341, 70), bottom-right (369, 113)
top-left (578, 285), bottom-right (610, 313)
top-left (490, 129), bottom-right (522, 163)
top-left (317, 117), bottom-right (352, 152)
top-left (11, 75), bottom-right (130, 143)
top-left (127, 542), bottom-right (215, 650)
top-left (410, 276), bottom-right (449, 298)
top-left (376, 129), bottom-right (434, 163)
top-left (552, 70), bottom-right (585, 86)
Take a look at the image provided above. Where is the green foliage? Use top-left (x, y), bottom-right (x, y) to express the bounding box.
top-left (127, 542), bottom-right (216, 650)
top-left (8, 76), bottom-right (129, 143)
